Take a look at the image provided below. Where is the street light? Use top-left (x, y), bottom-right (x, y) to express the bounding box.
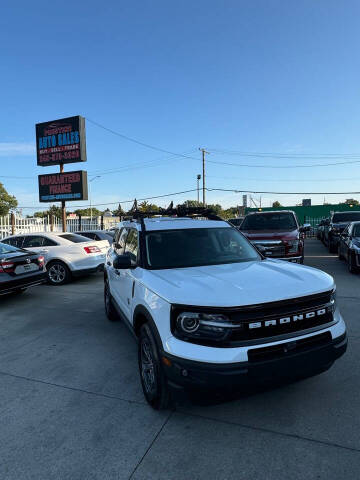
top-left (89, 176), bottom-right (101, 222)
top-left (197, 174), bottom-right (201, 204)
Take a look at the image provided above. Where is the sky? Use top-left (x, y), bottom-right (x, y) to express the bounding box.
top-left (1, 0), bottom-right (360, 215)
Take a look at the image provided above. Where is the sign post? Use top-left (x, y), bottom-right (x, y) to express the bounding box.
top-left (36, 116), bottom-right (87, 233)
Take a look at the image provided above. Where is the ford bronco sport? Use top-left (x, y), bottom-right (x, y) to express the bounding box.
top-left (104, 208), bottom-right (347, 409)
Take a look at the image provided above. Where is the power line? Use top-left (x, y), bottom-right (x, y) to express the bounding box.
top-left (206, 158), bottom-right (360, 168)
top-left (208, 148), bottom-right (360, 159)
top-left (207, 175), bottom-right (360, 183)
top-left (17, 188), bottom-right (200, 209)
top-left (208, 187), bottom-right (360, 195)
top-left (16, 185), bottom-right (360, 210)
top-left (86, 118), bottom-right (199, 161)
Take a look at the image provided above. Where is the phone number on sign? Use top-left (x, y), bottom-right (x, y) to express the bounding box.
top-left (39, 150), bottom-right (80, 163)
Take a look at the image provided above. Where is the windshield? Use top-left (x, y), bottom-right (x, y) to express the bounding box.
top-left (332, 212), bottom-right (360, 223)
top-left (145, 227), bottom-right (260, 269)
top-left (240, 213), bottom-right (297, 231)
top-left (229, 218), bottom-right (243, 227)
top-left (0, 242), bottom-right (20, 255)
top-left (58, 234), bottom-right (89, 243)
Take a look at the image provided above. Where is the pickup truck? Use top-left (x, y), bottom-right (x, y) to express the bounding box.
top-left (240, 210), bottom-right (310, 263)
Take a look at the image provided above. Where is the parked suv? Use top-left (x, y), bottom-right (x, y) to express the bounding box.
top-left (239, 210), bottom-right (309, 263)
top-left (104, 208), bottom-right (347, 409)
top-left (324, 211), bottom-right (360, 253)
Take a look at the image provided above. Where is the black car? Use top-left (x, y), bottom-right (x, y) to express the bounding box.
top-left (316, 218), bottom-right (329, 241)
top-left (324, 211), bottom-right (360, 253)
top-left (338, 221), bottom-right (360, 273)
top-left (228, 217), bottom-right (244, 228)
top-left (0, 242), bottom-right (46, 295)
top-left (74, 230), bottom-right (113, 245)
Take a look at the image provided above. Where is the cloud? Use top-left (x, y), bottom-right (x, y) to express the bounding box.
top-left (0, 142), bottom-right (35, 156)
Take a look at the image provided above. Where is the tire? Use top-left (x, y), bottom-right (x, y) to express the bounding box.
top-left (104, 278), bottom-right (119, 321)
top-left (138, 323), bottom-right (170, 410)
top-left (348, 252), bottom-right (358, 274)
top-left (329, 241), bottom-right (337, 254)
top-left (46, 261), bottom-right (71, 286)
top-left (14, 288), bottom-right (27, 294)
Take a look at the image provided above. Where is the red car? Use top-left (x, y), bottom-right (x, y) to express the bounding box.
top-left (239, 210), bottom-right (310, 263)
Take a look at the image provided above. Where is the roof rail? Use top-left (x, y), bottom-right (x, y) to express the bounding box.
top-left (122, 205), bottom-right (224, 231)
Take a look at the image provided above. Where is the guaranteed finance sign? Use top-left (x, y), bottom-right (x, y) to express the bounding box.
top-left (36, 116), bottom-right (87, 166)
top-left (38, 171), bottom-right (88, 202)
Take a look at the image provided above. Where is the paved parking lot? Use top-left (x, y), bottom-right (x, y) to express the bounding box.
top-left (0, 238), bottom-right (359, 479)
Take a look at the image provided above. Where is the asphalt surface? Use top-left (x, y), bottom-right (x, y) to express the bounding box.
top-left (0, 238), bottom-right (359, 479)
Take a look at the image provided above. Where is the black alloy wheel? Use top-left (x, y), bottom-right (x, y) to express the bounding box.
top-left (138, 323), bottom-right (170, 410)
top-left (348, 251), bottom-right (358, 274)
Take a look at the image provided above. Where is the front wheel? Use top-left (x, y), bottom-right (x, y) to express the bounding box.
top-left (104, 279), bottom-right (118, 321)
top-left (329, 240), bottom-right (337, 254)
top-left (47, 261), bottom-right (71, 285)
top-left (348, 252), bottom-right (358, 274)
top-left (138, 324), bottom-right (170, 410)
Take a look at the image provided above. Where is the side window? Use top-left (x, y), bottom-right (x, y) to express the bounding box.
top-left (116, 228), bottom-right (128, 255)
top-left (124, 229), bottom-right (138, 262)
top-left (42, 237), bottom-right (58, 247)
top-left (84, 232), bottom-right (96, 240)
top-left (23, 236), bottom-right (44, 248)
top-left (3, 236), bottom-right (24, 248)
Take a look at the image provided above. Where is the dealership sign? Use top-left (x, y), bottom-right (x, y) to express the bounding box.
top-left (38, 171), bottom-right (88, 202)
top-left (36, 116), bottom-right (87, 166)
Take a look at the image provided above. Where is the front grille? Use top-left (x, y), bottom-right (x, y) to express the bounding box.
top-left (172, 290), bottom-right (335, 347)
top-left (248, 331), bottom-right (332, 362)
top-left (226, 290), bottom-right (334, 344)
top-left (253, 241), bottom-right (285, 257)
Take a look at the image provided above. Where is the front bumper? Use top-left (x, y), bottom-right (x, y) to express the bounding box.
top-left (276, 255), bottom-right (302, 263)
top-left (0, 271), bottom-right (47, 295)
top-left (162, 331), bottom-right (347, 392)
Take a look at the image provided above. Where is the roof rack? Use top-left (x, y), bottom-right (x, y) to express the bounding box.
top-left (121, 202), bottom-right (224, 232)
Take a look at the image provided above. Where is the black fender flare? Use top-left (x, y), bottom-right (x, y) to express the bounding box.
top-left (133, 304), bottom-right (163, 350)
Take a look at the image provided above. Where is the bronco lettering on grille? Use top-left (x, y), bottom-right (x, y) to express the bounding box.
top-left (249, 308), bottom-right (327, 329)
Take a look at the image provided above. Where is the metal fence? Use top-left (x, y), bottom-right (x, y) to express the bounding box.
top-left (0, 214), bottom-right (119, 240)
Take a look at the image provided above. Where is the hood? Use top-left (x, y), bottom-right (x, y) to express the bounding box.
top-left (331, 223), bottom-right (349, 229)
top-left (139, 260), bottom-right (334, 307)
top-left (241, 229), bottom-right (298, 241)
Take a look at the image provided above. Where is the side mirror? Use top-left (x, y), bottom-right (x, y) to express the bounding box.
top-left (256, 245), bottom-right (267, 255)
top-left (113, 254), bottom-right (134, 269)
top-left (303, 223), bottom-right (311, 231)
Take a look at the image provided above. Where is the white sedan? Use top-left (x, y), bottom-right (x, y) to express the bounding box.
top-left (1, 232), bottom-right (109, 285)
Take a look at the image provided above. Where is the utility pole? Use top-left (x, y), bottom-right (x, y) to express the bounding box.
top-left (60, 163), bottom-right (66, 232)
top-left (197, 174), bottom-right (201, 204)
top-left (199, 148), bottom-right (209, 206)
top-left (89, 175), bottom-right (101, 222)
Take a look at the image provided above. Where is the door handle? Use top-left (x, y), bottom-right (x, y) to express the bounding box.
top-left (40, 249), bottom-right (49, 253)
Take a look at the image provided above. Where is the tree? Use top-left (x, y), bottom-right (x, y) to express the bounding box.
top-left (345, 199), bottom-right (359, 205)
top-left (74, 208), bottom-right (103, 217)
top-left (0, 182), bottom-right (17, 216)
top-left (34, 205), bottom-right (62, 219)
top-left (138, 201), bottom-right (159, 212)
top-left (113, 203), bottom-right (125, 216)
top-left (272, 201), bottom-right (282, 208)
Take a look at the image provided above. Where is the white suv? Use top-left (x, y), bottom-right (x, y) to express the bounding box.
top-left (104, 209), bottom-right (347, 409)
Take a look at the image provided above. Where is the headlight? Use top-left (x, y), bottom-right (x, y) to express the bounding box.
top-left (330, 289), bottom-right (336, 313)
top-left (288, 240), bottom-right (299, 253)
top-left (174, 312), bottom-right (235, 342)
